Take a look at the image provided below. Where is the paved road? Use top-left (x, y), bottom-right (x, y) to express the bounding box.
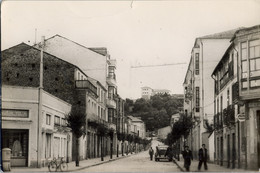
top-left (77, 139), bottom-right (181, 172)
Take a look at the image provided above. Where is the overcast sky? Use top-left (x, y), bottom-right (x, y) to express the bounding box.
top-left (2, 0), bottom-right (260, 99)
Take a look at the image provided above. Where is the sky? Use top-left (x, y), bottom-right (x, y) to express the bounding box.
top-left (2, 0), bottom-right (260, 99)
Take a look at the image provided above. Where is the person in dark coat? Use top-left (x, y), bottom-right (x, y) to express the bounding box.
top-left (198, 144), bottom-right (208, 170)
top-left (149, 147), bottom-right (154, 161)
top-left (182, 146), bottom-right (193, 171)
top-left (165, 146), bottom-right (173, 161)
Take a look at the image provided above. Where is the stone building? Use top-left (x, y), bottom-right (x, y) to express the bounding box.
top-left (1, 43), bottom-right (98, 167)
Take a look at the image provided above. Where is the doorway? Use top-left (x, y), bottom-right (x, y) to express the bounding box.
top-left (257, 110), bottom-right (260, 168)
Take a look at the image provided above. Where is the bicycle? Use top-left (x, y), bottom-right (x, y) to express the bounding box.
top-left (48, 157), bottom-right (68, 172)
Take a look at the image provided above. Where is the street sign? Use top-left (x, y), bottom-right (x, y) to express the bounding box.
top-left (236, 113), bottom-right (246, 122)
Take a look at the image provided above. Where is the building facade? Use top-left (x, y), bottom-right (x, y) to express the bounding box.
top-left (2, 86), bottom-right (73, 167)
top-left (1, 43), bottom-right (98, 166)
top-left (183, 29), bottom-right (240, 159)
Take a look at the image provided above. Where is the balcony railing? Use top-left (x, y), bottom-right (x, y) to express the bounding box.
top-left (223, 105), bottom-right (235, 126)
top-left (75, 80), bottom-right (97, 95)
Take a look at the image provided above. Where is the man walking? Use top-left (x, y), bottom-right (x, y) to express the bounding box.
top-left (182, 146), bottom-right (193, 171)
top-left (198, 144), bottom-right (208, 171)
top-left (149, 147), bottom-right (154, 161)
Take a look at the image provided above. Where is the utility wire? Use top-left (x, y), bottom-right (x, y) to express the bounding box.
top-left (131, 62), bottom-right (187, 68)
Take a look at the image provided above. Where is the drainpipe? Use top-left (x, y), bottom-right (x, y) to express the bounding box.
top-left (37, 36), bottom-right (44, 168)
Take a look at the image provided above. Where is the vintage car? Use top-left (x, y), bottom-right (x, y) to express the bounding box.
top-left (154, 145), bottom-right (173, 162)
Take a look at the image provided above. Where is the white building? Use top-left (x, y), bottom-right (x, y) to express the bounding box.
top-left (2, 85), bottom-right (72, 167)
top-left (183, 28), bottom-right (240, 158)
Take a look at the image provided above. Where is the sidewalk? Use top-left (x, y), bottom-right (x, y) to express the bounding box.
top-left (174, 158), bottom-right (257, 172)
top-left (10, 152), bottom-right (139, 172)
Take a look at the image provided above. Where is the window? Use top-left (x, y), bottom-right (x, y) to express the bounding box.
top-left (108, 66), bottom-right (115, 78)
top-left (45, 134), bottom-right (51, 158)
top-left (78, 72), bottom-right (80, 80)
top-left (195, 87), bottom-right (200, 112)
top-left (227, 88), bottom-right (230, 106)
top-left (250, 79), bottom-right (260, 88)
top-left (54, 116), bottom-right (60, 125)
top-left (249, 40), bottom-right (260, 73)
top-left (61, 118), bottom-right (66, 126)
top-left (195, 53), bottom-right (199, 75)
top-left (46, 114), bottom-right (51, 125)
top-left (241, 42), bottom-right (248, 79)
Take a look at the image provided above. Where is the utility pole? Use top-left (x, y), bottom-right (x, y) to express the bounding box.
top-left (37, 36), bottom-right (44, 168)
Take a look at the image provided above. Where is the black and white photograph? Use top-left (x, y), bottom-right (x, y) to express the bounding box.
top-left (1, 0), bottom-right (260, 172)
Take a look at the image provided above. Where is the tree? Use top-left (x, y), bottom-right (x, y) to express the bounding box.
top-left (170, 114), bottom-right (193, 143)
top-left (108, 128), bottom-right (114, 159)
top-left (65, 109), bottom-right (86, 167)
top-left (97, 124), bottom-right (108, 161)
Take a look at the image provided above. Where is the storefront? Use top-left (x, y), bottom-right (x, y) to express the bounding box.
top-left (2, 129), bottom-right (29, 167)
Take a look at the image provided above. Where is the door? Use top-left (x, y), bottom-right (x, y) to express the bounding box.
top-left (232, 133), bottom-right (236, 168)
top-left (221, 137), bottom-right (223, 166)
top-left (257, 110), bottom-right (260, 168)
top-left (227, 134), bottom-right (230, 168)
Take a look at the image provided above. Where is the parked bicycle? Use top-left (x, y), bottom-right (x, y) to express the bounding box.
top-left (48, 157), bottom-right (68, 172)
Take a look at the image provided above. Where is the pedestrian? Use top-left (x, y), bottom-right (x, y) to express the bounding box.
top-left (182, 146), bottom-right (193, 172)
top-left (165, 146), bottom-right (173, 161)
top-left (198, 144), bottom-right (208, 171)
top-left (149, 147), bottom-right (154, 161)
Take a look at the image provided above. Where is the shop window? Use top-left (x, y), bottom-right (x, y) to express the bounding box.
top-left (2, 129), bottom-right (29, 166)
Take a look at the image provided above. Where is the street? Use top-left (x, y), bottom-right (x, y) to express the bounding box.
top-left (77, 139), bottom-right (180, 172)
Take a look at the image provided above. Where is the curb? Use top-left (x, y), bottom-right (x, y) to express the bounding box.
top-left (68, 152), bottom-right (140, 172)
top-left (173, 160), bottom-right (184, 172)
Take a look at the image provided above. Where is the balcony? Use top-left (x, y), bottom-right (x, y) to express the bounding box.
top-left (107, 98), bottom-right (116, 109)
top-left (75, 80), bottom-right (97, 96)
top-left (108, 59), bottom-right (117, 68)
top-left (107, 74), bottom-right (116, 87)
top-left (109, 122), bottom-right (116, 130)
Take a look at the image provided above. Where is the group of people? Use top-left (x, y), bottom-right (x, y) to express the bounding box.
top-left (182, 144), bottom-right (208, 171)
top-left (148, 144), bottom-right (208, 172)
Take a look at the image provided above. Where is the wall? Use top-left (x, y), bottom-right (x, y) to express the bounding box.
top-left (42, 36), bottom-right (108, 87)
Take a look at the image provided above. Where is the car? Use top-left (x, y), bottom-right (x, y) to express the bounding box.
top-left (154, 145), bottom-right (173, 162)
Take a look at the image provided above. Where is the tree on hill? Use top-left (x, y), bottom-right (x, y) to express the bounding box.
top-left (125, 93), bottom-right (183, 131)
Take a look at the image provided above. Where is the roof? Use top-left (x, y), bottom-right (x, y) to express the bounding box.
top-left (44, 34), bottom-right (108, 57)
top-left (128, 115), bottom-right (143, 122)
top-left (88, 77), bottom-right (107, 91)
top-left (231, 24), bottom-right (260, 41)
top-left (193, 27), bottom-right (244, 48)
top-left (200, 27), bottom-right (245, 39)
top-left (211, 42), bottom-right (234, 76)
top-left (171, 113), bottom-right (180, 118)
top-left (1, 42), bottom-right (98, 87)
